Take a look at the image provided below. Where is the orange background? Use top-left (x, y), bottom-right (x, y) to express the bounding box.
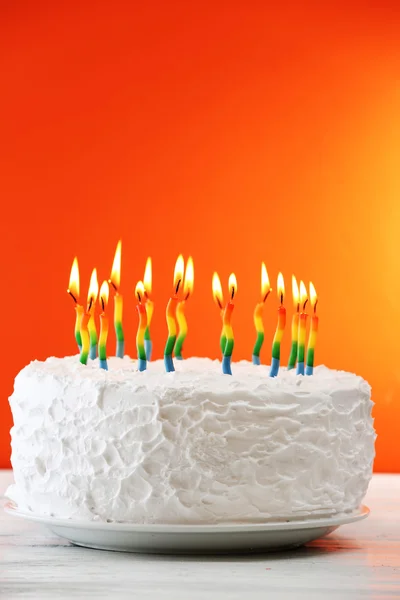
top-left (0, 2), bottom-right (399, 471)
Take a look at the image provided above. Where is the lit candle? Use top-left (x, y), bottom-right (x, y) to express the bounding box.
top-left (287, 275), bottom-right (300, 370)
top-left (109, 240), bottom-right (124, 358)
top-left (88, 268), bottom-right (98, 360)
top-left (164, 255), bottom-right (184, 373)
top-left (135, 281), bottom-right (148, 372)
top-left (269, 273), bottom-right (286, 377)
top-left (305, 282), bottom-right (318, 375)
top-left (212, 272), bottom-right (226, 355)
top-left (143, 257), bottom-right (154, 361)
top-left (252, 262), bottom-right (271, 365)
top-left (175, 257), bottom-right (194, 360)
top-left (296, 280), bottom-right (308, 375)
top-left (98, 281), bottom-right (109, 370)
top-left (80, 268), bottom-right (99, 365)
top-left (222, 273), bottom-right (237, 375)
top-left (67, 257), bottom-right (84, 352)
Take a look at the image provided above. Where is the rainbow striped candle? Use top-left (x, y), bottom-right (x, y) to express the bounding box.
top-left (296, 280), bottom-right (308, 375)
top-left (175, 257), bottom-right (194, 360)
top-left (98, 281), bottom-right (109, 370)
top-left (87, 269), bottom-right (98, 360)
top-left (164, 255), bottom-right (184, 373)
top-left (67, 257), bottom-right (84, 351)
top-left (143, 257), bottom-right (154, 361)
top-left (135, 281), bottom-right (148, 372)
top-left (269, 273), bottom-right (286, 377)
top-left (222, 273), bottom-right (237, 375)
top-left (306, 282), bottom-right (318, 375)
top-left (109, 240), bottom-right (124, 359)
top-left (287, 275), bottom-right (299, 370)
top-left (212, 272), bottom-right (226, 356)
top-left (80, 269), bottom-right (99, 365)
top-left (252, 262), bottom-right (271, 365)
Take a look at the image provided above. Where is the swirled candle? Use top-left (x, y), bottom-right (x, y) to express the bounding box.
top-left (212, 272), bottom-right (226, 355)
top-left (164, 255), bottom-right (184, 372)
top-left (306, 282), bottom-right (318, 375)
top-left (269, 273), bottom-right (286, 377)
top-left (175, 257), bottom-right (194, 359)
top-left (287, 275), bottom-right (299, 370)
top-left (252, 262), bottom-right (271, 365)
top-left (80, 268), bottom-right (99, 365)
top-left (135, 281), bottom-right (148, 372)
top-left (222, 273), bottom-right (237, 375)
top-left (143, 257), bottom-right (154, 361)
top-left (109, 240), bottom-right (124, 358)
top-left (296, 280), bottom-right (308, 375)
top-left (98, 281), bottom-right (109, 370)
top-left (67, 257), bottom-right (83, 351)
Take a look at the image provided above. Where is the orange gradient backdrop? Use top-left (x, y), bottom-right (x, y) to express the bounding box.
top-left (0, 2), bottom-right (399, 471)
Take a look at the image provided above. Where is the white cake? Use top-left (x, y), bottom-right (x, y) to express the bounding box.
top-left (7, 356), bottom-right (375, 524)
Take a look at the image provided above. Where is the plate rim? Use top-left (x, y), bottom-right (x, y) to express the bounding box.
top-left (3, 501), bottom-right (369, 533)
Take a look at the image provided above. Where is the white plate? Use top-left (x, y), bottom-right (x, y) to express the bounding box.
top-left (4, 502), bottom-right (369, 554)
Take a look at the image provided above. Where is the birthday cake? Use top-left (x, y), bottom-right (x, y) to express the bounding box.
top-left (7, 356), bottom-right (375, 524)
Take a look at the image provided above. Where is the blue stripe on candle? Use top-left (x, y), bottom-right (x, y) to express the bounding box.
top-left (99, 359), bottom-right (108, 370)
top-left (296, 361), bottom-right (305, 375)
top-left (144, 339), bottom-right (152, 362)
top-left (269, 357), bottom-right (280, 377)
top-left (89, 345), bottom-right (97, 360)
top-left (222, 356), bottom-right (232, 375)
top-left (116, 341), bottom-right (124, 359)
top-left (138, 358), bottom-right (147, 372)
top-left (305, 365), bottom-right (313, 376)
top-left (252, 355), bottom-right (260, 365)
top-left (164, 355), bottom-right (175, 372)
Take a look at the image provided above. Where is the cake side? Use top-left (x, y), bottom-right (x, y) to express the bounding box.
top-left (7, 357), bottom-right (376, 524)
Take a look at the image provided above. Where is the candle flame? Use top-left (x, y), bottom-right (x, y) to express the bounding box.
top-left (87, 268), bottom-right (99, 313)
top-left (183, 256), bottom-right (194, 299)
top-left (99, 281), bottom-right (109, 312)
top-left (277, 272), bottom-right (285, 304)
top-left (135, 280), bottom-right (145, 303)
top-left (299, 280), bottom-right (308, 310)
top-left (173, 254), bottom-right (184, 294)
top-left (143, 257), bottom-right (152, 296)
top-left (261, 262), bottom-right (271, 301)
top-left (309, 282), bottom-right (318, 312)
top-left (212, 272), bottom-right (224, 310)
top-left (67, 257), bottom-right (80, 303)
top-left (292, 275), bottom-right (299, 311)
top-left (109, 240), bottom-right (121, 291)
top-left (228, 273), bottom-right (237, 301)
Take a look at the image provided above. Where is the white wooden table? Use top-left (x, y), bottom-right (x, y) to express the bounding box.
top-left (1, 471), bottom-right (399, 599)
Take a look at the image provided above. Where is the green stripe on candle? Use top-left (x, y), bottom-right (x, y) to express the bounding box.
top-left (99, 343), bottom-right (107, 361)
top-left (272, 341), bottom-right (281, 360)
top-left (174, 333), bottom-right (186, 359)
top-left (138, 343), bottom-right (146, 361)
top-left (306, 347), bottom-right (314, 368)
top-left (298, 344), bottom-right (305, 363)
top-left (224, 338), bottom-right (234, 358)
top-left (288, 341), bottom-right (298, 369)
top-left (75, 330), bottom-right (82, 349)
top-left (220, 334), bottom-right (227, 355)
top-left (144, 326), bottom-right (151, 341)
top-left (164, 334), bottom-right (176, 357)
top-left (115, 321), bottom-right (124, 342)
top-left (80, 350), bottom-right (89, 365)
top-left (253, 332), bottom-right (265, 358)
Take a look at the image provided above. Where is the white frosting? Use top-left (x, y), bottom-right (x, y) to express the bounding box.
top-left (7, 356), bottom-right (375, 524)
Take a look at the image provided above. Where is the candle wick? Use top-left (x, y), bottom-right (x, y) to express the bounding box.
top-left (101, 297), bottom-right (105, 311)
top-left (263, 289), bottom-right (271, 303)
top-left (88, 297), bottom-right (93, 312)
top-left (68, 290), bottom-right (77, 304)
top-left (175, 279), bottom-right (181, 294)
top-left (137, 292), bottom-right (142, 303)
top-left (280, 292), bottom-right (283, 305)
top-left (303, 298), bottom-right (308, 311)
top-left (216, 297), bottom-right (223, 310)
top-left (109, 279), bottom-right (118, 293)
top-left (314, 299), bottom-right (318, 314)
top-left (296, 303), bottom-right (300, 313)
top-left (185, 291), bottom-right (190, 301)
top-left (231, 287), bottom-right (235, 300)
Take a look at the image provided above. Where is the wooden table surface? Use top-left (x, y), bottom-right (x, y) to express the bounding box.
top-left (1, 471), bottom-right (399, 599)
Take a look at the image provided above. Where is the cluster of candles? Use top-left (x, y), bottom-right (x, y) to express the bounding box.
top-left (67, 242), bottom-right (319, 377)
